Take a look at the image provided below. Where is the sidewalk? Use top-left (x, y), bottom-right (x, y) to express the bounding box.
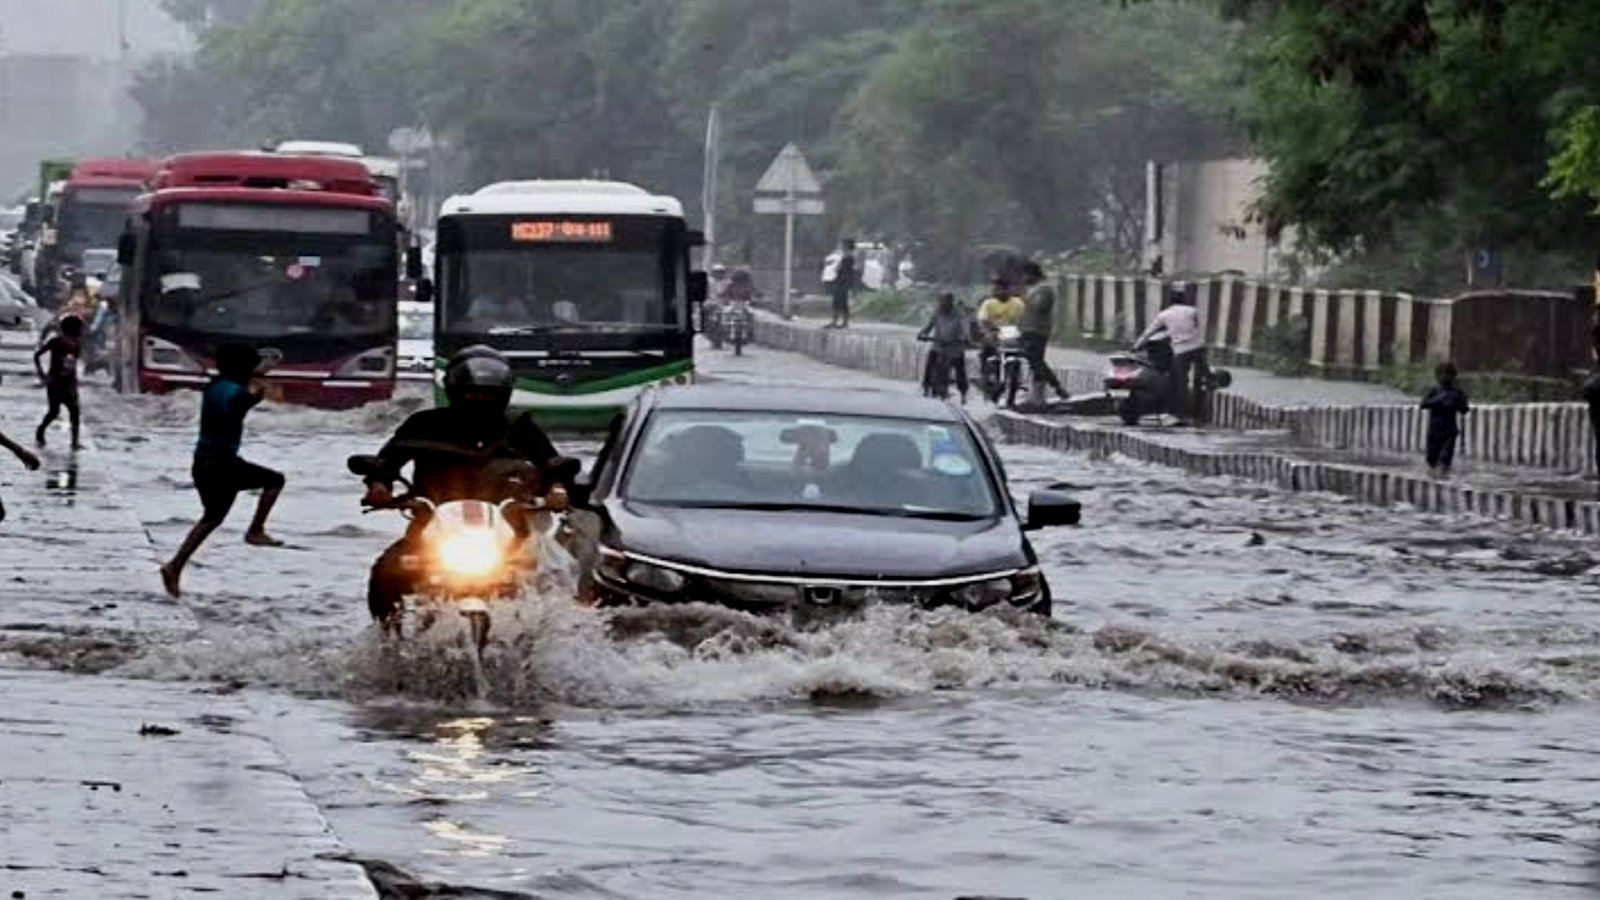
top-left (0, 670), bottom-right (378, 899)
top-left (797, 315), bottom-right (1410, 407)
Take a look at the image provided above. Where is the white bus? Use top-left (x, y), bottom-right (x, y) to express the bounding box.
top-left (426, 180), bottom-right (706, 429)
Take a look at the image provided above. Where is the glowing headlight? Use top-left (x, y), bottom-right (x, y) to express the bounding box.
top-left (436, 532), bottom-right (503, 578)
top-left (626, 561), bottom-right (686, 594)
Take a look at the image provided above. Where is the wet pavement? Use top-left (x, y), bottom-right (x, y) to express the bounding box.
top-left (788, 314), bottom-right (1411, 407)
top-left (4, 333), bottom-right (1600, 897)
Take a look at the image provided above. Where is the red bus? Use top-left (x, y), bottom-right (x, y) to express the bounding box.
top-left (37, 157), bottom-right (157, 305)
top-left (114, 152), bottom-right (402, 408)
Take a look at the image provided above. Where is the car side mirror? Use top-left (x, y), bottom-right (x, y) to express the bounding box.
top-left (405, 244), bottom-right (424, 280)
top-left (117, 233), bottom-right (136, 266)
top-left (1024, 488), bottom-right (1080, 530)
top-left (413, 277), bottom-right (434, 307)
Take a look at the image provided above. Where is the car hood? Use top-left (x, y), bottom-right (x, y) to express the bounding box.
top-left (605, 502), bottom-right (1030, 580)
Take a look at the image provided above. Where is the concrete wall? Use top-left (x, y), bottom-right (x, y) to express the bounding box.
top-left (1063, 275), bottom-right (1583, 378)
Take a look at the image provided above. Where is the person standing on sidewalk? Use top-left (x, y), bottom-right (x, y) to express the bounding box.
top-left (159, 343), bottom-right (285, 597)
top-left (33, 314), bottom-right (83, 450)
top-left (0, 425), bottom-right (42, 524)
top-left (826, 238), bottom-right (857, 329)
top-left (1421, 362), bottom-right (1470, 477)
top-left (1018, 261), bottom-right (1070, 402)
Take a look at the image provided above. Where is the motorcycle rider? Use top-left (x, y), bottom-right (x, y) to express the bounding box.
top-left (1135, 286), bottom-right (1208, 425)
top-left (975, 275), bottom-right (1026, 388)
top-left (705, 263), bottom-right (729, 348)
top-left (360, 346), bottom-right (578, 624)
top-left (918, 292), bottom-right (972, 402)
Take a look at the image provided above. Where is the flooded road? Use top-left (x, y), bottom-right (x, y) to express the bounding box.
top-left (11, 343), bottom-right (1600, 898)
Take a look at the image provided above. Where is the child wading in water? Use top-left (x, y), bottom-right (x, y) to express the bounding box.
top-left (1421, 362), bottom-right (1471, 476)
top-left (160, 343), bottom-right (285, 597)
top-left (34, 315), bottom-right (84, 450)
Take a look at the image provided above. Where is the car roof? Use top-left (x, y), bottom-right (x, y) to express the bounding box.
top-left (644, 385), bottom-right (966, 422)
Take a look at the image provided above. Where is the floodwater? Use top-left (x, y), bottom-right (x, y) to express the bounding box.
top-left (11, 343), bottom-right (1600, 898)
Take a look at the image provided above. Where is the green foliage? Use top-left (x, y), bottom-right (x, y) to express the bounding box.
top-left (133, 0), bottom-right (1242, 274)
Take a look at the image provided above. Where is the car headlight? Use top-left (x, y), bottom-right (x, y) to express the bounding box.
top-left (953, 567), bottom-right (1043, 609)
top-left (626, 561), bottom-right (686, 594)
top-left (436, 531), bottom-right (503, 578)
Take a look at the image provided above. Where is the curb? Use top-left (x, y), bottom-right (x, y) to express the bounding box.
top-left (992, 411), bottom-right (1600, 535)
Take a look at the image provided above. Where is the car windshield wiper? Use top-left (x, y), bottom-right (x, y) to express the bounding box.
top-left (653, 499), bottom-right (991, 521)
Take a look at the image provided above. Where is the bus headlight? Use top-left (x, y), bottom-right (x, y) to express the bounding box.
top-left (142, 336), bottom-right (203, 373)
top-left (336, 347), bottom-right (395, 378)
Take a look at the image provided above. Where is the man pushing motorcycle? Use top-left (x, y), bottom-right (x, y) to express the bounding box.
top-left (359, 346), bottom-right (580, 625)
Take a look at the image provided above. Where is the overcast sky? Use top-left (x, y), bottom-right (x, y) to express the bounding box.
top-left (0, 0), bottom-right (189, 58)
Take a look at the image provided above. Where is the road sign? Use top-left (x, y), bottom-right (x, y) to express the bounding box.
top-left (754, 195), bottom-right (825, 215)
top-left (754, 142), bottom-right (822, 195)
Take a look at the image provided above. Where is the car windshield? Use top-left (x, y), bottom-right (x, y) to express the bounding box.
top-left (624, 409), bottom-right (1001, 519)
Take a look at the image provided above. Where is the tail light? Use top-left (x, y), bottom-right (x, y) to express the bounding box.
top-left (336, 347), bottom-right (395, 378)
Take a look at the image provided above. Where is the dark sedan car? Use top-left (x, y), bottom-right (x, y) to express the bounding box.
top-left (568, 385), bottom-right (1080, 616)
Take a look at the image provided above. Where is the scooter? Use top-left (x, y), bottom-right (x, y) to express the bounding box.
top-left (703, 300), bottom-right (726, 350)
top-left (348, 454), bottom-right (567, 658)
top-left (980, 324), bottom-right (1026, 408)
top-left (1103, 337), bottom-right (1232, 425)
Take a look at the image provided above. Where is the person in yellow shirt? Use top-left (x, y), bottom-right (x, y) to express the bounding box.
top-left (977, 276), bottom-right (1026, 329)
top-left (975, 275), bottom-right (1025, 394)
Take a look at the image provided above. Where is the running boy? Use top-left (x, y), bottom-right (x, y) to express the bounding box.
top-left (159, 343), bottom-right (285, 597)
top-left (34, 315), bottom-right (83, 449)
top-left (1421, 362), bottom-right (1471, 476)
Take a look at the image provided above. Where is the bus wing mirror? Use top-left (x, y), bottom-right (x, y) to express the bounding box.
top-left (686, 229), bottom-right (706, 248)
top-left (413, 278), bottom-right (434, 307)
top-left (688, 272), bottom-right (708, 307)
top-left (117, 233), bottom-right (135, 266)
top-left (405, 245), bottom-right (424, 280)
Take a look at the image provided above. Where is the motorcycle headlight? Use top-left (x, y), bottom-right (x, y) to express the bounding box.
top-left (436, 531), bottom-right (503, 578)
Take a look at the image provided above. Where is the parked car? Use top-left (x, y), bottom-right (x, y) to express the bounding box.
top-left (569, 385), bottom-right (1080, 617)
top-left (0, 274), bottom-right (37, 327)
top-left (397, 299), bottom-right (434, 379)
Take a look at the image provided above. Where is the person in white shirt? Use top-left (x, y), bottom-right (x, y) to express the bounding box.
top-left (1135, 287), bottom-right (1209, 425)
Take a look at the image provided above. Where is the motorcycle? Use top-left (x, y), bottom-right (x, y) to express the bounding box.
top-left (703, 300), bottom-right (726, 350)
top-left (980, 324), bottom-right (1026, 408)
top-left (347, 453), bottom-right (569, 657)
top-left (1103, 337), bottom-right (1232, 426)
top-left (918, 336), bottom-right (967, 401)
top-left (723, 299), bottom-right (752, 356)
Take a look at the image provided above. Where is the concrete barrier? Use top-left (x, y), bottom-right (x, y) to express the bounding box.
top-left (992, 411), bottom-right (1600, 535)
top-left (754, 315), bottom-right (1600, 477)
top-left (1062, 274), bottom-right (1583, 378)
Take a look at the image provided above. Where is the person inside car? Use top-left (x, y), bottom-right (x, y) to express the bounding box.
top-left (360, 345), bottom-right (578, 624)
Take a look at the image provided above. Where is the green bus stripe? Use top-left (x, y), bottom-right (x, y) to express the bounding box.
top-left (431, 356), bottom-right (694, 396)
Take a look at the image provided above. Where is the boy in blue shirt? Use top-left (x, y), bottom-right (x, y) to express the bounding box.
top-left (159, 343), bottom-right (285, 597)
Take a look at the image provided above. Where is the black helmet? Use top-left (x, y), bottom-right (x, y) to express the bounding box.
top-left (444, 344), bottom-right (514, 412)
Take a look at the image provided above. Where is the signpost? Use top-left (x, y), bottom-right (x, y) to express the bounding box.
top-left (753, 143), bottom-right (824, 318)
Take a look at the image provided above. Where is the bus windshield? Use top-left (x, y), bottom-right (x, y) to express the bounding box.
top-left (146, 203), bottom-right (397, 339)
top-left (59, 187), bottom-right (141, 253)
top-left (437, 214), bottom-right (684, 335)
